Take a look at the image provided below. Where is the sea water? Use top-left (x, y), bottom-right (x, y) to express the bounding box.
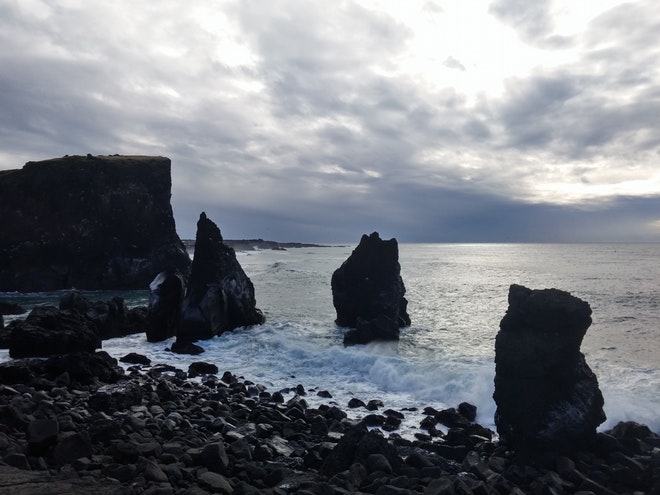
top-left (1, 243), bottom-right (659, 436)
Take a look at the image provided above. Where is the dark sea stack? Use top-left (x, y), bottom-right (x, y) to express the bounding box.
top-left (493, 284), bottom-right (606, 453)
top-left (331, 232), bottom-right (410, 344)
top-left (178, 212), bottom-right (265, 342)
top-left (146, 270), bottom-right (185, 342)
top-left (0, 154), bottom-right (191, 291)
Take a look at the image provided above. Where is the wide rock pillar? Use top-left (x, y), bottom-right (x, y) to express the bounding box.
top-left (331, 232), bottom-right (410, 344)
top-left (493, 284), bottom-right (606, 453)
top-left (178, 213), bottom-right (264, 342)
top-left (0, 154), bottom-right (191, 291)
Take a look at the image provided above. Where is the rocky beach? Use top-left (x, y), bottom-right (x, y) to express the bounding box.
top-left (0, 349), bottom-right (658, 495)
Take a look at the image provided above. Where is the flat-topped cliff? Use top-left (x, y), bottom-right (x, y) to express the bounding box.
top-left (0, 154), bottom-right (191, 291)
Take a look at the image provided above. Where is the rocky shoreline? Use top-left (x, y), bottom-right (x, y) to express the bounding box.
top-left (1, 351), bottom-right (658, 495)
top-left (182, 239), bottom-right (331, 253)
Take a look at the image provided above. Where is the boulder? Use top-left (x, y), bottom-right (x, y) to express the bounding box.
top-left (493, 284), bottom-right (606, 453)
top-left (146, 271), bottom-right (184, 342)
top-left (0, 302), bottom-right (26, 315)
top-left (9, 306), bottom-right (101, 358)
top-left (0, 154), bottom-right (191, 291)
top-left (0, 351), bottom-right (124, 387)
top-left (178, 212), bottom-right (265, 342)
top-left (320, 423), bottom-right (402, 477)
top-left (331, 232), bottom-right (410, 344)
top-left (0, 302), bottom-right (26, 335)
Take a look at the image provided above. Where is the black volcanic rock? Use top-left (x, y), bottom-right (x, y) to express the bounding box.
top-left (0, 154), bottom-right (191, 291)
top-left (6, 291), bottom-right (146, 357)
top-left (331, 232), bottom-right (410, 344)
top-left (0, 350), bottom-right (656, 494)
top-left (146, 270), bottom-right (185, 342)
top-left (493, 284), bottom-right (606, 453)
top-left (0, 302), bottom-right (26, 315)
top-left (9, 305), bottom-right (101, 358)
top-left (344, 314), bottom-right (400, 345)
top-left (178, 212), bottom-right (265, 342)
top-left (59, 289), bottom-right (143, 340)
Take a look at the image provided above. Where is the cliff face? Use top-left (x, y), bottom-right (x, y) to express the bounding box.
top-left (0, 154), bottom-right (191, 291)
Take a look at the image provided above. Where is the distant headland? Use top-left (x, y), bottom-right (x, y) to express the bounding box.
top-left (182, 238), bottom-right (330, 252)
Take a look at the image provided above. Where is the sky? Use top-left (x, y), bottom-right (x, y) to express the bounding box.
top-left (1, 0), bottom-right (659, 242)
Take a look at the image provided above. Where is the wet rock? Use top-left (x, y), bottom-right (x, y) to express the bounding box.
top-left (45, 351), bottom-right (124, 385)
top-left (170, 340), bottom-right (204, 355)
top-left (147, 270), bottom-right (185, 342)
top-left (0, 302), bottom-right (26, 315)
top-left (0, 351), bottom-right (124, 388)
top-left (332, 232), bottom-right (411, 344)
top-left (188, 361), bottom-right (219, 378)
top-left (459, 402), bottom-right (477, 422)
top-left (348, 398), bottom-right (367, 409)
top-left (493, 284), bottom-right (605, 453)
top-left (9, 306), bottom-right (101, 358)
top-left (178, 212), bottom-right (265, 343)
top-left (344, 314), bottom-right (401, 345)
top-left (120, 352), bottom-right (151, 366)
top-left (59, 290), bottom-right (142, 340)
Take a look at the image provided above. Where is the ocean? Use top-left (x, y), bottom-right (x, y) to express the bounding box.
top-left (1, 243), bottom-right (659, 436)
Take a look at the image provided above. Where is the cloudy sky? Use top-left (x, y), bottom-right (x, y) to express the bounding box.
top-left (1, 0), bottom-right (659, 242)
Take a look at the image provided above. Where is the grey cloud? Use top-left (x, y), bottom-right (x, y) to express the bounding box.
top-left (1, 1), bottom-right (659, 243)
top-left (443, 57), bottom-right (466, 71)
top-left (488, 0), bottom-right (556, 45)
top-left (488, 1), bottom-right (660, 162)
top-left (495, 74), bottom-right (579, 150)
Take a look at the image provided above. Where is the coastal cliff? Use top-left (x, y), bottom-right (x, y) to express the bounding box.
top-left (0, 154), bottom-right (191, 291)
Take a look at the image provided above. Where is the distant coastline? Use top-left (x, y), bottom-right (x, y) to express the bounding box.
top-left (182, 238), bottom-right (331, 252)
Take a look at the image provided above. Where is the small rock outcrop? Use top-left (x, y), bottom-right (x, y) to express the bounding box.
top-left (493, 284), bottom-right (606, 453)
top-left (8, 306), bottom-right (101, 358)
top-left (331, 232), bottom-right (410, 344)
top-left (146, 271), bottom-right (185, 342)
top-left (0, 154), bottom-right (191, 291)
top-left (0, 302), bottom-right (27, 333)
top-left (3, 291), bottom-right (147, 357)
top-left (178, 212), bottom-right (265, 343)
top-left (59, 290), bottom-right (146, 340)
